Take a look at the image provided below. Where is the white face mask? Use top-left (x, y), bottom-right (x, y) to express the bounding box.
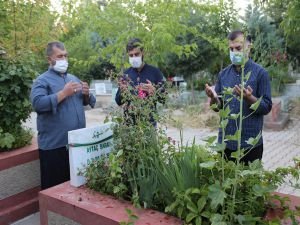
top-left (129, 56), bottom-right (142, 68)
top-left (229, 51), bottom-right (245, 65)
top-left (53, 59), bottom-right (68, 73)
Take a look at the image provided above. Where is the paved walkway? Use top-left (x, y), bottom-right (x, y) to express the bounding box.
top-left (15, 107), bottom-right (300, 224)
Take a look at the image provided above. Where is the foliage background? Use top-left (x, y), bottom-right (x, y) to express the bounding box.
top-left (1, 0), bottom-right (300, 149)
top-left (1, 0), bottom-right (299, 83)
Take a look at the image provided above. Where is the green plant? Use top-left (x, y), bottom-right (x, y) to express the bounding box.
top-left (266, 63), bottom-right (294, 97)
top-left (83, 57), bottom-right (299, 224)
top-left (120, 208), bottom-right (139, 225)
top-left (0, 57), bottom-right (34, 150)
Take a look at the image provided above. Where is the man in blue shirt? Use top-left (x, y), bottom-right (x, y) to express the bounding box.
top-left (30, 41), bottom-right (96, 189)
top-left (205, 30), bottom-right (272, 164)
top-left (115, 38), bottom-right (165, 125)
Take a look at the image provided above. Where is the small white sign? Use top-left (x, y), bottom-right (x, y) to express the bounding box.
top-left (68, 123), bottom-right (114, 187)
top-left (95, 83), bottom-right (106, 95)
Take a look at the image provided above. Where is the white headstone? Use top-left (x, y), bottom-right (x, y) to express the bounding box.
top-left (95, 83), bottom-right (106, 95)
top-left (68, 122), bottom-right (114, 187)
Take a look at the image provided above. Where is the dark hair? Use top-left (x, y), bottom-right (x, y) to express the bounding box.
top-left (126, 38), bottom-right (143, 52)
top-left (227, 30), bottom-right (251, 43)
top-left (46, 41), bottom-right (65, 57)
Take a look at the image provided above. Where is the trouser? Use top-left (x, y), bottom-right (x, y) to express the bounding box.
top-left (39, 146), bottom-right (70, 190)
top-left (223, 144), bottom-right (263, 165)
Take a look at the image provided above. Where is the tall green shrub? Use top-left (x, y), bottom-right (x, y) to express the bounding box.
top-left (0, 57), bottom-right (34, 150)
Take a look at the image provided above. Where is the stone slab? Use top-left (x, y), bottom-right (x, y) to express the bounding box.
top-left (264, 112), bottom-right (290, 131)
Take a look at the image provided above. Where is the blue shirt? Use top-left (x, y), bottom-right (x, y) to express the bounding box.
top-left (30, 68), bottom-right (96, 150)
top-left (215, 59), bottom-right (272, 150)
top-left (115, 63), bottom-right (164, 105)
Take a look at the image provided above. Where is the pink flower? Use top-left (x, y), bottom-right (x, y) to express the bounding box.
top-left (138, 88), bottom-right (147, 99)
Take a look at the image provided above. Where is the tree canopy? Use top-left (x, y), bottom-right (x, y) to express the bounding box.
top-left (1, 0), bottom-right (299, 81)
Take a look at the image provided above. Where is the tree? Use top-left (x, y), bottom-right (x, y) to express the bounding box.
top-left (59, 0), bottom-right (223, 76)
top-left (280, 0), bottom-right (300, 65)
top-left (161, 0), bottom-right (240, 90)
top-left (254, 0), bottom-right (300, 67)
top-left (0, 0), bottom-right (58, 72)
top-left (244, 5), bottom-right (284, 67)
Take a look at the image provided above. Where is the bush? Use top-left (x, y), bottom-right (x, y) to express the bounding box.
top-left (83, 70), bottom-right (300, 224)
top-left (266, 64), bottom-right (296, 97)
top-left (0, 57), bottom-right (35, 150)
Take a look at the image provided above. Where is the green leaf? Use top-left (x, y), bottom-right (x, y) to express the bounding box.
top-left (252, 184), bottom-right (275, 196)
top-left (201, 211), bottom-right (211, 218)
top-left (199, 161), bottom-right (216, 169)
top-left (228, 113), bottom-right (239, 120)
top-left (113, 186), bottom-right (120, 193)
top-left (210, 103), bottom-right (219, 110)
top-left (195, 216), bottom-right (202, 225)
top-left (245, 131), bottom-right (262, 147)
top-left (203, 136), bottom-right (217, 145)
top-left (225, 130), bottom-right (239, 141)
top-left (244, 71), bottom-right (251, 81)
top-left (220, 119), bottom-right (228, 129)
top-left (177, 206), bottom-right (183, 218)
top-left (231, 150), bottom-right (242, 159)
top-left (240, 170), bottom-right (261, 177)
top-left (190, 188), bottom-right (201, 194)
top-left (197, 197), bottom-right (207, 212)
top-left (210, 143), bottom-right (226, 153)
top-left (210, 214), bottom-right (227, 225)
top-left (186, 213), bottom-right (198, 223)
top-left (129, 214), bottom-right (138, 221)
top-left (250, 97), bottom-right (262, 111)
top-left (236, 214), bottom-right (245, 225)
top-left (187, 201), bottom-right (198, 214)
top-left (219, 106), bottom-right (230, 118)
top-left (116, 149), bottom-right (123, 157)
top-left (208, 183), bottom-right (226, 209)
top-left (223, 87), bottom-right (234, 95)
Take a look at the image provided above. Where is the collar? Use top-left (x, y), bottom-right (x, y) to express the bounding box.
top-left (134, 63), bottom-right (146, 73)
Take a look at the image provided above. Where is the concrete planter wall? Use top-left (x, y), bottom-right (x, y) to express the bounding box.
top-left (39, 182), bottom-right (182, 225)
top-left (39, 182), bottom-right (300, 225)
top-left (265, 192), bottom-right (300, 224)
top-left (0, 138), bottom-right (40, 225)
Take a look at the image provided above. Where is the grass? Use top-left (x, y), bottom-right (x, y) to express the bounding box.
top-left (166, 104), bottom-right (219, 129)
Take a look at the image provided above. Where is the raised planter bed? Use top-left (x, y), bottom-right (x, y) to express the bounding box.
top-left (39, 181), bottom-right (182, 225)
top-left (39, 182), bottom-right (300, 225)
top-left (265, 192), bottom-right (300, 224)
top-left (0, 138), bottom-right (40, 225)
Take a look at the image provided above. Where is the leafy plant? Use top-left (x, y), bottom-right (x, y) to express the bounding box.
top-left (120, 208), bottom-right (139, 225)
top-left (0, 57), bottom-right (34, 150)
top-left (83, 40), bottom-right (299, 225)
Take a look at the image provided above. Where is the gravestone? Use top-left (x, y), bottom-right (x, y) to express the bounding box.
top-left (264, 98), bottom-right (289, 131)
top-left (90, 80), bottom-right (118, 108)
top-left (68, 123), bottom-right (114, 187)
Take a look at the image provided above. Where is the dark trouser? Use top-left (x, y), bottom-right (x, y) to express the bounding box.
top-left (223, 144), bottom-right (263, 165)
top-left (39, 147), bottom-right (70, 190)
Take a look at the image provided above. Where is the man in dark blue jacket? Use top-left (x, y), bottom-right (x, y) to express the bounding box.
top-left (205, 30), bottom-right (272, 164)
top-left (115, 38), bottom-right (165, 126)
